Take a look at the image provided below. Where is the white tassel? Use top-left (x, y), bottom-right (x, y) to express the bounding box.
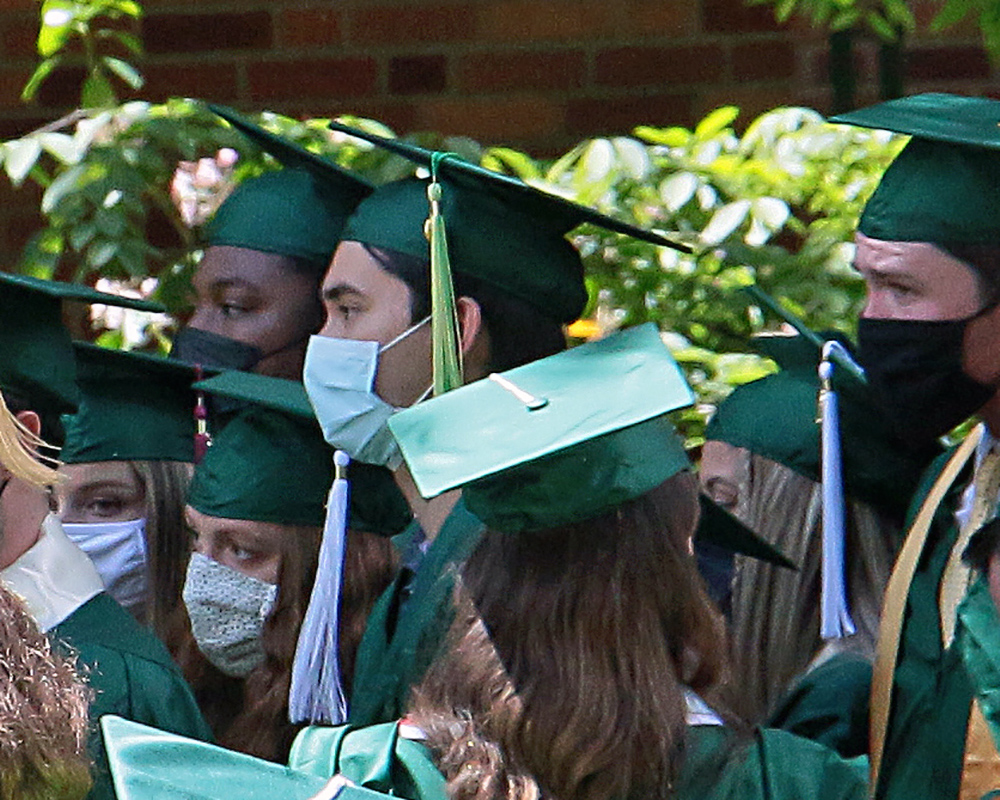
top-left (819, 342), bottom-right (857, 640)
top-left (288, 450), bottom-right (350, 724)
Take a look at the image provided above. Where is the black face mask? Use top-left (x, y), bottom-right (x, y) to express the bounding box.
top-left (169, 327), bottom-right (264, 372)
top-left (857, 314), bottom-right (997, 445)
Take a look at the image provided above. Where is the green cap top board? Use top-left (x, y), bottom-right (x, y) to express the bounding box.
top-left (192, 370), bottom-right (411, 535)
top-left (704, 331), bottom-right (940, 517)
top-left (388, 323), bottom-right (694, 533)
top-left (830, 93), bottom-right (1000, 250)
top-left (206, 104), bottom-right (374, 272)
top-left (328, 121), bottom-right (690, 324)
top-left (61, 343), bottom-right (205, 463)
top-left (0, 273), bottom-right (163, 414)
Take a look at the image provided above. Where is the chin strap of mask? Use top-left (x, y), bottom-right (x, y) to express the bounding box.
top-left (425, 151), bottom-right (464, 396)
top-left (289, 450), bottom-right (351, 724)
top-left (0, 391), bottom-right (59, 488)
top-left (818, 340), bottom-right (859, 640)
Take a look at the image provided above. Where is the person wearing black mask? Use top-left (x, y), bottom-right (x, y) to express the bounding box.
top-left (830, 94), bottom-right (1000, 800)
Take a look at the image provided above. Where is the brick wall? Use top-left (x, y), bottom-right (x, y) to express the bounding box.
top-left (0, 0), bottom-right (996, 264)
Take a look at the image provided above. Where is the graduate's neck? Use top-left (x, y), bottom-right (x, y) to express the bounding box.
top-left (393, 463), bottom-right (460, 541)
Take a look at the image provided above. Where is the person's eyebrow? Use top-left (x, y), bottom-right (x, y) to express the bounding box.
top-left (321, 282), bottom-right (366, 302)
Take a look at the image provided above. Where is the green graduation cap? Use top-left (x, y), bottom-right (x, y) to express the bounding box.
top-left (696, 494), bottom-right (795, 569)
top-left (206, 104), bottom-right (374, 272)
top-left (192, 370), bottom-right (411, 535)
top-left (328, 120), bottom-right (691, 326)
top-left (704, 331), bottom-right (940, 517)
top-left (61, 343), bottom-right (204, 463)
top-left (830, 93), bottom-right (1000, 249)
top-left (387, 323), bottom-right (694, 533)
top-left (0, 273), bottom-right (163, 414)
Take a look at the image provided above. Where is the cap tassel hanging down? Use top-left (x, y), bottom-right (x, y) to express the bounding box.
top-left (425, 151), bottom-right (464, 396)
top-left (818, 340), bottom-right (859, 639)
top-left (289, 450), bottom-right (351, 724)
top-left (193, 366), bottom-right (212, 464)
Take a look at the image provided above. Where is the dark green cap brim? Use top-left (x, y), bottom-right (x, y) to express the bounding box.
top-left (0, 274), bottom-right (163, 414)
top-left (389, 323), bottom-right (695, 532)
top-left (61, 343), bottom-right (203, 463)
top-left (695, 494), bottom-right (795, 569)
top-left (207, 105), bottom-right (374, 270)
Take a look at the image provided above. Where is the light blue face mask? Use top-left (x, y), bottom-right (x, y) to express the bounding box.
top-left (62, 517), bottom-right (148, 617)
top-left (302, 316), bottom-right (430, 469)
top-left (182, 552), bottom-right (279, 679)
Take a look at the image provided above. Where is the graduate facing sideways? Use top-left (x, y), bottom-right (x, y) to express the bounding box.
top-left (829, 93), bottom-right (1000, 800)
top-left (0, 274), bottom-right (211, 800)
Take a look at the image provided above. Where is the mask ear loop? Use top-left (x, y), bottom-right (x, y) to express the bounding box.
top-left (379, 315), bottom-right (431, 354)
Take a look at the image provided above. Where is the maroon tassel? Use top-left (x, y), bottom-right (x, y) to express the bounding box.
top-left (193, 365), bottom-right (211, 464)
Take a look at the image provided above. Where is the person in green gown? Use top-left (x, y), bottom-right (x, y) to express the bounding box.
top-left (0, 274), bottom-right (212, 800)
top-left (828, 93), bottom-right (1000, 799)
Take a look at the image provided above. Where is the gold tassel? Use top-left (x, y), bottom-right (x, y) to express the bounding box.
top-left (0, 392), bottom-right (60, 488)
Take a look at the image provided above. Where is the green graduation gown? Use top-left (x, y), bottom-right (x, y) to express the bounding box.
top-left (349, 499), bottom-right (484, 726)
top-left (52, 593), bottom-right (214, 800)
top-left (873, 447), bottom-right (980, 800)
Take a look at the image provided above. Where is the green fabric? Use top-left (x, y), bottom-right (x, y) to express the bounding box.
top-left (289, 722), bottom-right (445, 800)
top-left (675, 725), bottom-right (866, 799)
top-left (956, 575), bottom-right (1000, 752)
top-left (767, 652), bottom-right (873, 759)
top-left (349, 500), bottom-right (485, 726)
top-left (51, 593), bottom-right (212, 800)
top-left (830, 94), bottom-right (1000, 248)
top-left (331, 121), bottom-right (688, 324)
top-left (207, 105), bottom-right (373, 272)
top-left (0, 274), bottom-right (162, 414)
top-left (101, 716), bottom-right (390, 800)
top-left (705, 332), bottom-right (940, 518)
top-left (388, 323), bottom-right (693, 533)
top-left (696, 494), bottom-right (796, 569)
top-left (873, 447), bottom-right (977, 800)
top-left (193, 371), bottom-right (412, 536)
top-left (61, 343), bottom-right (201, 463)
top-left (187, 406), bottom-right (333, 527)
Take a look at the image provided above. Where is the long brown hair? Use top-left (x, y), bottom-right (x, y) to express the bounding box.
top-left (131, 460), bottom-right (192, 639)
top-left (729, 453), bottom-right (895, 721)
top-left (409, 471), bottom-right (733, 800)
top-left (169, 527), bottom-right (398, 762)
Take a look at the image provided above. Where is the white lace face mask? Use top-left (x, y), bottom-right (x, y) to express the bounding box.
top-left (182, 552), bottom-right (279, 678)
top-left (62, 517), bottom-right (148, 616)
top-left (302, 316), bottom-right (431, 469)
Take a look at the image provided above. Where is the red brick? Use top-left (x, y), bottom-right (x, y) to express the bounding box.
top-left (0, 13), bottom-right (40, 61)
top-left (332, 101), bottom-right (418, 134)
top-left (351, 5), bottom-right (473, 46)
top-left (0, 115), bottom-right (52, 139)
top-left (0, 68), bottom-right (32, 107)
top-left (618, 0), bottom-right (700, 37)
top-left (142, 11), bottom-right (273, 55)
top-left (906, 45), bottom-right (990, 81)
top-left (35, 64), bottom-right (86, 108)
top-left (142, 61), bottom-right (239, 102)
top-left (911, 0), bottom-right (981, 37)
top-left (701, 0), bottom-right (783, 34)
top-left (567, 92), bottom-right (693, 136)
top-left (805, 39), bottom-right (879, 88)
top-left (415, 94), bottom-right (564, 144)
top-left (596, 45), bottom-right (725, 88)
top-left (478, 2), bottom-right (614, 42)
top-left (389, 55), bottom-right (448, 95)
top-left (732, 41), bottom-right (796, 82)
top-left (459, 49), bottom-right (585, 92)
top-left (693, 86), bottom-right (803, 127)
top-left (280, 6), bottom-right (343, 49)
top-left (248, 58), bottom-right (378, 102)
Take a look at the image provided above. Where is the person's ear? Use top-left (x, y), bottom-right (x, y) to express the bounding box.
top-left (14, 411), bottom-right (41, 438)
top-left (456, 296), bottom-right (483, 355)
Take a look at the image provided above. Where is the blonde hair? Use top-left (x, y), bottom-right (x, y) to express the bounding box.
top-left (729, 453), bottom-right (895, 721)
top-left (0, 392), bottom-right (60, 489)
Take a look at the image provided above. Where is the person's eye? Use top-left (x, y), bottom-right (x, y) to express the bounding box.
top-left (86, 496), bottom-right (127, 518)
top-left (338, 302), bottom-right (361, 321)
top-left (227, 542), bottom-right (262, 563)
top-left (219, 301), bottom-right (250, 318)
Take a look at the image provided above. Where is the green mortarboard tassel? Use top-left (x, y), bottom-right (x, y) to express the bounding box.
top-left (425, 152), bottom-right (464, 396)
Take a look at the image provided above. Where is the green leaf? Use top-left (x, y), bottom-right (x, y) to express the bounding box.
top-left (110, 0), bottom-right (143, 18)
top-left (37, 0), bottom-right (75, 57)
top-left (21, 56), bottom-right (62, 102)
top-left (831, 7), bottom-right (861, 31)
top-left (102, 56), bottom-right (144, 89)
top-left (69, 223), bottom-right (97, 251)
top-left (634, 125), bottom-right (691, 147)
top-left (930, 0), bottom-right (970, 32)
top-left (82, 71), bottom-right (117, 109)
top-left (700, 200), bottom-right (751, 245)
top-left (774, 0), bottom-right (799, 24)
top-left (882, 0), bottom-right (915, 31)
top-left (659, 172), bottom-right (699, 213)
top-left (866, 10), bottom-right (899, 40)
top-left (4, 138), bottom-right (43, 186)
top-left (38, 132), bottom-right (83, 164)
top-left (96, 29), bottom-right (143, 54)
top-left (41, 163), bottom-right (86, 212)
top-left (611, 137), bottom-right (651, 180)
top-left (87, 239), bottom-right (118, 269)
top-left (581, 139), bottom-right (615, 184)
top-left (695, 106), bottom-right (739, 139)
top-left (481, 147), bottom-right (541, 181)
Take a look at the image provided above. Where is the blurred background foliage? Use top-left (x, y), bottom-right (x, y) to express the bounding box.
top-left (2, 0), bottom-right (906, 442)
